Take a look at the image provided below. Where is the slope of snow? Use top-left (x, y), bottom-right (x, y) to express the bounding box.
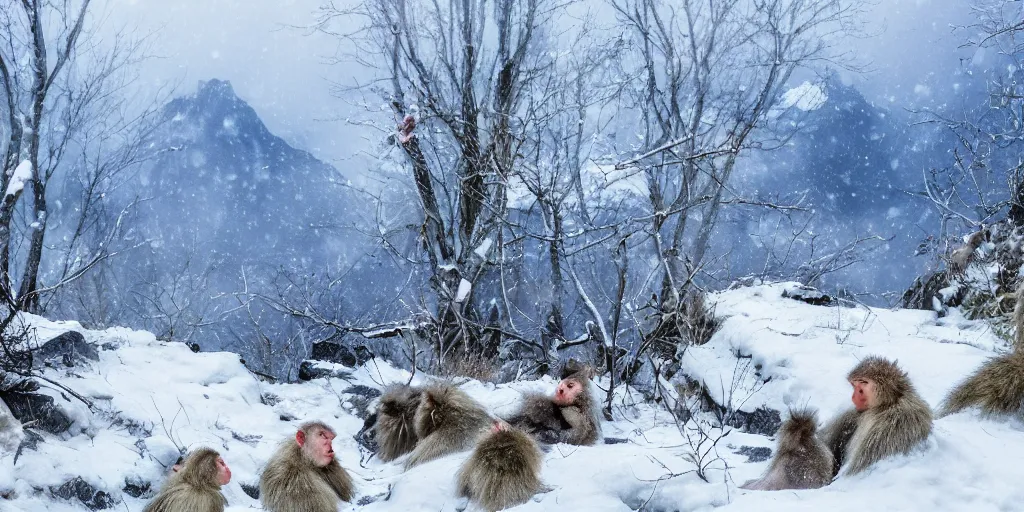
top-left (2, 282), bottom-right (1022, 511)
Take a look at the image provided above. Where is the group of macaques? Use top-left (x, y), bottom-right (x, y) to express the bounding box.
top-left (140, 289), bottom-right (1024, 511)
top-left (141, 363), bottom-right (600, 512)
top-left (142, 419), bottom-right (353, 512)
top-left (744, 285), bottom-right (1024, 491)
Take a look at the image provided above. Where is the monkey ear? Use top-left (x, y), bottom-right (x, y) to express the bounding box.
top-left (295, 430), bottom-right (306, 447)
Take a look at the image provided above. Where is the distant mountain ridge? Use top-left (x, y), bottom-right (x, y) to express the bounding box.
top-left (137, 78), bottom-right (351, 267)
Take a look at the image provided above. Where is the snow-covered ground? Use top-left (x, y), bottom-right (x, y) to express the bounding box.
top-left (2, 282), bottom-right (1023, 511)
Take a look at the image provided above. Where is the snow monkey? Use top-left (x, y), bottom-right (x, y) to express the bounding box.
top-left (371, 383), bottom-right (424, 462)
top-left (939, 281), bottom-right (1024, 418)
top-left (456, 421), bottom-right (544, 512)
top-left (820, 357), bottom-right (933, 476)
top-left (260, 421), bottom-right (354, 512)
top-left (740, 409), bottom-right (834, 491)
top-left (404, 382), bottom-right (493, 468)
top-left (143, 447), bottom-right (231, 512)
top-left (948, 228), bottom-right (988, 275)
top-left (505, 362), bottom-right (602, 445)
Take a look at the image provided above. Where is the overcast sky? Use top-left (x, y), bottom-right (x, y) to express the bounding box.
top-left (100, 0), bottom-right (974, 168)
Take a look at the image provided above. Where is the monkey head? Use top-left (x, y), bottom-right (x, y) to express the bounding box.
top-left (848, 356), bottom-right (911, 409)
top-left (553, 376), bottom-right (585, 406)
top-left (297, 422), bottom-right (337, 467)
top-left (215, 456), bottom-right (232, 485)
top-left (178, 447), bottom-right (228, 489)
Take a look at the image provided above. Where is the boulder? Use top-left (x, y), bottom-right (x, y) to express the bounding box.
top-left (0, 390), bottom-right (73, 434)
top-left (51, 477), bottom-right (118, 510)
top-left (297, 360), bottom-right (352, 381)
top-left (35, 331), bottom-right (98, 367)
top-left (724, 406), bottom-right (782, 437)
top-left (310, 341), bottom-right (373, 367)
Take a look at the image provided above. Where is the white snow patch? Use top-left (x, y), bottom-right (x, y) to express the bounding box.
top-left (780, 81), bottom-right (827, 111)
top-left (455, 278), bottom-right (472, 302)
top-left (5, 159), bottom-right (32, 197)
top-left (474, 238), bottom-right (493, 259)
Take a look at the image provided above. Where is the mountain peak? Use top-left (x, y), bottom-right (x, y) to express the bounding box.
top-left (195, 78), bottom-right (237, 102)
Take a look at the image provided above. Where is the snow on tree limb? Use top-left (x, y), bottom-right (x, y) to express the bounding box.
top-left (5, 160), bottom-right (32, 198)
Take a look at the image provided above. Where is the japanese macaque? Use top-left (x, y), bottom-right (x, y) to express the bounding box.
top-left (404, 382), bottom-right (492, 468)
top-left (260, 421), bottom-right (354, 512)
top-left (740, 409), bottom-right (834, 491)
top-left (505, 363), bottom-right (602, 446)
top-left (938, 282), bottom-right (1024, 418)
top-left (949, 228), bottom-right (988, 275)
top-left (820, 357), bottom-right (933, 476)
top-left (143, 447), bottom-right (230, 512)
top-left (456, 422), bottom-right (544, 512)
top-left (397, 114), bottom-right (416, 143)
top-left (372, 383), bottom-right (423, 462)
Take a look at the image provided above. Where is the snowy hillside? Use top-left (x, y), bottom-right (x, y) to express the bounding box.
top-left (2, 283), bottom-right (1023, 511)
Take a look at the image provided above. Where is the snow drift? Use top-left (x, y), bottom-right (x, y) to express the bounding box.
top-left (1, 282), bottom-right (1023, 511)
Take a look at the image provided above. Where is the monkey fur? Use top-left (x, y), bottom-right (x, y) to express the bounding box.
top-left (938, 282), bottom-right (1024, 418)
top-left (373, 384), bottom-right (423, 462)
top-left (505, 364), bottom-right (602, 446)
top-left (404, 382), bottom-right (493, 468)
top-left (260, 422), bottom-right (354, 512)
top-left (456, 424), bottom-right (544, 512)
top-left (143, 447), bottom-right (227, 512)
top-left (820, 357), bottom-right (933, 476)
top-left (949, 229), bottom-right (987, 275)
top-left (740, 409), bottom-right (834, 491)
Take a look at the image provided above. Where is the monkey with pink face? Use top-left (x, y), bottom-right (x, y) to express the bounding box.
top-left (260, 421), bottom-right (354, 512)
top-left (144, 447), bottom-right (231, 512)
top-left (744, 356), bottom-right (932, 491)
top-left (504, 362), bottom-right (602, 446)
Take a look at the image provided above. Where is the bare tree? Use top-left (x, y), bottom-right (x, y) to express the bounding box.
top-left (0, 0), bottom-right (157, 314)
top-left (318, 0), bottom-right (570, 368)
top-left (610, 0), bottom-right (866, 305)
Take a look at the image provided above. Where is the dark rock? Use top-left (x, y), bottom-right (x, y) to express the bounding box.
top-left (310, 341), bottom-right (374, 367)
top-left (187, 342), bottom-right (201, 353)
top-left (343, 384), bottom-right (382, 400)
top-left (18, 428), bottom-right (44, 451)
top-left (261, 392), bottom-right (281, 406)
top-left (781, 286), bottom-right (833, 306)
top-left (0, 391), bottom-right (73, 434)
top-left (35, 331), bottom-right (97, 367)
top-left (736, 446), bottom-right (772, 463)
top-left (122, 476), bottom-right (152, 499)
top-left (279, 413), bottom-right (297, 421)
top-left (51, 477), bottom-right (118, 510)
top-left (341, 385), bottom-right (382, 420)
top-left (89, 491), bottom-right (116, 510)
top-left (603, 437), bottom-right (629, 445)
top-left (240, 482), bottom-right (260, 500)
top-left (358, 494), bottom-right (385, 506)
top-left (232, 431), bottom-right (263, 446)
top-left (298, 360), bottom-right (352, 381)
top-left (354, 412), bottom-right (378, 452)
top-left (901, 271), bottom-right (957, 311)
top-left (725, 406), bottom-right (782, 437)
